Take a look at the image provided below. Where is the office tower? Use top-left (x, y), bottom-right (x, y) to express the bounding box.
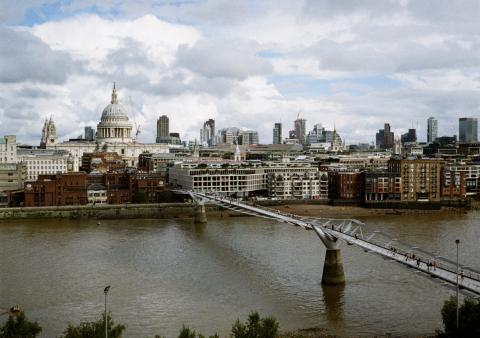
top-left (84, 126), bottom-right (95, 141)
top-left (459, 117), bottom-right (478, 142)
top-left (294, 118), bottom-right (306, 145)
top-left (401, 129), bottom-right (417, 143)
top-left (375, 123), bottom-right (394, 149)
top-left (239, 130), bottom-right (259, 145)
top-left (200, 119), bottom-right (215, 147)
top-left (156, 115), bottom-right (170, 143)
top-left (273, 123), bottom-right (282, 144)
top-left (427, 117), bottom-right (438, 143)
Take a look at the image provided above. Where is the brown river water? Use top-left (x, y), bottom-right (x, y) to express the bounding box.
top-left (0, 211), bottom-right (479, 337)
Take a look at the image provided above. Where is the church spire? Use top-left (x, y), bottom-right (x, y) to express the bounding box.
top-left (111, 82), bottom-right (118, 104)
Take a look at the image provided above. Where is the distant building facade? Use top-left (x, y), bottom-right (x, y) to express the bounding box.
top-left (0, 135), bottom-right (17, 163)
top-left (200, 119), bottom-right (216, 147)
top-left (294, 118), bottom-right (306, 145)
top-left (84, 126), bottom-right (95, 141)
top-left (376, 123), bottom-right (394, 149)
top-left (427, 117), bottom-right (438, 144)
top-left (156, 115), bottom-right (170, 143)
top-left (401, 129), bottom-right (417, 143)
top-left (459, 117), bottom-right (478, 143)
top-left (273, 123), bottom-right (282, 145)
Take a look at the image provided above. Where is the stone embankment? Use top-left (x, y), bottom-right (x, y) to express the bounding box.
top-left (0, 203), bottom-right (221, 220)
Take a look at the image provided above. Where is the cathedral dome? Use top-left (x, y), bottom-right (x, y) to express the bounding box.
top-left (96, 83), bottom-right (133, 143)
top-left (100, 83), bottom-right (130, 124)
top-left (101, 102), bottom-right (129, 121)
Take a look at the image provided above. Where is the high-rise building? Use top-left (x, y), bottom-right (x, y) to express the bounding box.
top-left (459, 117), bottom-right (478, 143)
top-left (156, 115), bottom-right (170, 143)
top-left (294, 118), bottom-right (306, 145)
top-left (273, 123), bottom-right (282, 144)
top-left (239, 130), bottom-right (259, 145)
top-left (84, 126), bottom-right (95, 141)
top-left (427, 117), bottom-right (438, 143)
top-left (401, 129), bottom-right (417, 143)
top-left (200, 119), bottom-right (215, 147)
top-left (375, 123), bottom-right (394, 149)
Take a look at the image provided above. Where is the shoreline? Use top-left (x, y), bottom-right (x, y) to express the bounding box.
top-left (0, 201), bottom-right (470, 221)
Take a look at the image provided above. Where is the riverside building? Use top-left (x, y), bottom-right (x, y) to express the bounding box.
top-left (169, 162), bottom-right (327, 200)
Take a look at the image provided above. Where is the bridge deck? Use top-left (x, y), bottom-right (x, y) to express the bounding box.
top-left (188, 191), bottom-right (480, 295)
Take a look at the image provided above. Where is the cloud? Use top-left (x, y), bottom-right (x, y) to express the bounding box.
top-left (0, 26), bottom-right (74, 84)
top-left (1, 2), bottom-right (480, 146)
top-left (176, 39), bottom-right (273, 80)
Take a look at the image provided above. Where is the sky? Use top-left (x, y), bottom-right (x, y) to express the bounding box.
top-left (1, 0), bottom-right (479, 145)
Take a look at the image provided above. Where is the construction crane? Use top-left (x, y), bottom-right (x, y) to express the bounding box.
top-left (129, 96), bottom-right (141, 143)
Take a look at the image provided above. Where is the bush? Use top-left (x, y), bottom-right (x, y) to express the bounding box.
top-left (231, 312), bottom-right (279, 338)
top-left (60, 313), bottom-right (125, 338)
top-left (0, 311), bottom-right (42, 338)
top-left (437, 296), bottom-right (480, 338)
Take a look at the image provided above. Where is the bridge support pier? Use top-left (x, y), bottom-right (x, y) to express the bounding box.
top-left (321, 249), bottom-right (345, 285)
top-left (194, 204), bottom-right (207, 224)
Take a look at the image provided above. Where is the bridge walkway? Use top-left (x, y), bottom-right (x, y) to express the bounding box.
top-left (188, 191), bottom-right (480, 295)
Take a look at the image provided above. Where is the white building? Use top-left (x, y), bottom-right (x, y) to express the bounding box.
top-left (17, 148), bottom-right (72, 182)
top-left (87, 183), bottom-right (108, 204)
top-left (46, 85), bottom-right (169, 170)
top-left (0, 135), bottom-right (17, 163)
top-left (169, 162), bottom-right (326, 200)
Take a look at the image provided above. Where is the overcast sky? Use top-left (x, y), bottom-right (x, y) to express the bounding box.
top-left (1, 0), bottom-right (479, 145)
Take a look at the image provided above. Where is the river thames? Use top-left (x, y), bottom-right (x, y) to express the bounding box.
top-left (1, 211), bottom-right (479, 337)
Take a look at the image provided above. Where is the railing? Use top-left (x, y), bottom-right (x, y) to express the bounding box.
top-left (185, 190), bottom-right (480, 295)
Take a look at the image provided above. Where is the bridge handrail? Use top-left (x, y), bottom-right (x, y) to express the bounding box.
top-left (186, 190), bottom-right (480, 292)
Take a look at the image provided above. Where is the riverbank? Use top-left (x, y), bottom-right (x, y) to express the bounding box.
top-left (0, 201), bottom-right (469, 220)
top-left (268, 203), bottom-right (468, 218)
top-left (0, 203), bottom-right (218, 220)
top-left (281, 327), bottom-right (435, 338)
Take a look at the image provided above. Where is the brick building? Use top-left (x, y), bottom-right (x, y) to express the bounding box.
top-left (364, 171), bottom-right (401, 202)
top-left (24, 171), bottom-right (164, 206)
top-left (441, 167), bottom-right (467, 199)
top-left (328, 171), bottom-right (364, 200)
top-left (388, 158), bottom-right (442, 202)
top-left (25, 172), bottom-right (88, 206)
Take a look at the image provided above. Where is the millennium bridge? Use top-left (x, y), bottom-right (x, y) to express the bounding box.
top-left (176, 190), bottom-right (480, 296)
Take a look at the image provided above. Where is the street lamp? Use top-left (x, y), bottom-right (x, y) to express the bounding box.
top-left (104, 285), bottom-right (111, 338)
top-left (455, 239), bottom-right (460, 331)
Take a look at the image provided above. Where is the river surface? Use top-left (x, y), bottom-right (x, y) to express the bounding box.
top-left (1, 211), bottom-right (479, 337)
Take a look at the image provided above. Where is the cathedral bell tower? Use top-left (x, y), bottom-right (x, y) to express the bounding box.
top-left (40, 116), bottom-right (57, 148)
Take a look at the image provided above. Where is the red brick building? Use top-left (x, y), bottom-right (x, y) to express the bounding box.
top-left (25, 172), bottom-right (88, 206)
top-left (24, 171), bottom-right (164, 206)
top-left (441, 168), bottom-right (467, 199)
top-left (328, 171), bottom-right (364, 200)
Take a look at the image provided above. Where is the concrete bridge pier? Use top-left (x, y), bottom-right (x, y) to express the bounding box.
top-left (321, 249), bottom-right (345, 285)
top-left (193, 203), bottom-right (207, 224)
top-left (312, 225), bottom-right (345, 285)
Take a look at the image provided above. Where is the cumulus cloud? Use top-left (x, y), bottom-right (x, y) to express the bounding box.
top-left (0, 26), bottom-right (74, 84)
top-left (1, 1), bottom-right (480, 145)
top-left (176, 39), bottom-right (273, 80)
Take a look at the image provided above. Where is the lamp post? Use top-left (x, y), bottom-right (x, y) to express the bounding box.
top-left (455, 239), bottom-right (460, 332)
top-left (104, 285), bottom-right (110, 338)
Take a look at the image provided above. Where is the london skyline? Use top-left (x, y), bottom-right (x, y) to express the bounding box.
top-left (1, 1), bottom-right (479, 144)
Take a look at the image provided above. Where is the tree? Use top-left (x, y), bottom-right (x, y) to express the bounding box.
top-left (231, 312), bottom-right (279, 338)
top-left (437, 296), bottom-right (480, 338)
top-left (133, 191), bottom-right (148, 204)
top-left (60, 313), bottom-right (125, 338)
top-left (0, 311), bottom-right (42, 338)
